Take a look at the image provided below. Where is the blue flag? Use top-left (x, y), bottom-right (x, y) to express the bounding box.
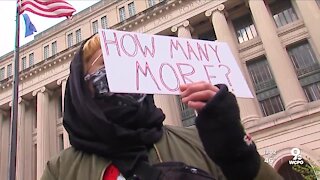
top-left (22, 14), bottom-right (37, 37)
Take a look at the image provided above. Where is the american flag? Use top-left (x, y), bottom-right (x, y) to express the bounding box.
top-left (18, 0), bottom-right (76, 18)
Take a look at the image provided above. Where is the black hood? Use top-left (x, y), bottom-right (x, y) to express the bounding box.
top-left (63, 37), bottom-right (165, 177)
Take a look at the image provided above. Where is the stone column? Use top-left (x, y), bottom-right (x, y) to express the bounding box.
top-left (154, 20), bottom-right (195, 126)
top-left (32, 87), bottom-right (54, 180)
top-left (248, 0), bottom-right (307, 112)
top-left (25, 100), bottom-right (33, 180)
top-left (57, 78), bottom-right (70, 148)
top-left (295, 0), bottom-right (320, 54)
top-left (0, 110), bottom-right (9, 180)
top-left (16, 98), bottom-right (26, 180)
top-left (153, 95), bottom-right (182, 126)
top-left (171, 20), bottom-right (193, 39)
top-left (152, 20), bottom-right (195, 126)
top-left (173, 20), bottom-right (198, 124)
top-left (205, 4), bottom-right (261, 126)
top-left (13, 97), bottom-right (33, 180)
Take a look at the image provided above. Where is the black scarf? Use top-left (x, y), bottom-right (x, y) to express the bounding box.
top-left (63, 40), bottom-right (165, 177)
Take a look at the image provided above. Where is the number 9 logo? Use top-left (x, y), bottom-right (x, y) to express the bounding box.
top-left (291, 148), bottom-right (301, 160)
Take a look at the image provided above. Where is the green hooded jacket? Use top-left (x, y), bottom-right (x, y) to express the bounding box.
top-left (41, 125), bottom-right (283, 180)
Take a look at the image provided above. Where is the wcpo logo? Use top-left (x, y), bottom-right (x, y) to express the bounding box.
top-left (289, 148), bottom-right (304, 165)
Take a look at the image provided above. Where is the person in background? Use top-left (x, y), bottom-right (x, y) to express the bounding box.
top-left (41, 34), bottom-right (283, 180)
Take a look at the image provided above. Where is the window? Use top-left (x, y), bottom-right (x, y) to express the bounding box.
top-left (148, 0), bottom-right (156, 7)
top-left (76, 29), bottom-right (82, 43)
top-left (128, 2), bottom-right (136, 17)
top-left (269, 0), bottom-right (298, 28)
top-left (288, 42), bottom-right (319, 77)
top-left (92, 20), bottom-right (98, 34)
top-left (22, 56), bottom-right (27, 70)
top-left (67, 33), bottom-right (73, 48)
top-left (29, 53), bottom-right (34, 66)
top-left (288, 42), bottom-right (320, 102)
top-left (119, 6), bottom-right (126, 22)
top-left (101, 16), bottom-right (108, 29)
top-left (247, 58), bottom-right (285, 116)
top-left (52, 41), bottom-right (57, 56)
top-left (259, 96), bottom-right (285, 116)
top-left (7, 64), bottom-right (12, 77)
top-left (0, 67), bottom-right (5, 80)
top-left (44, 45), bottom-right (49, 59)
top-left (304, 82), bottom-right (320, 102)
top-left (177, 97), bottom-right (196, 127)
top-left (233, 14), bottom-right (258, 43)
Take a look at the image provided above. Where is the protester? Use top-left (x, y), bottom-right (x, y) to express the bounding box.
top-left (41, 34), bottom-right (283, 180)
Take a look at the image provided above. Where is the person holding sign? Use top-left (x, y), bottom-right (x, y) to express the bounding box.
top-left (41, 34), bottom-right (283, 180)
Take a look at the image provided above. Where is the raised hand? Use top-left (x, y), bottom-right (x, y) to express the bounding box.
top-left (180, 81), bottom-right (220, 112)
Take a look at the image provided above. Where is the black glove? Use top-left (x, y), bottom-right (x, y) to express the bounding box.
top-left (196, 84), bottom-right (260, 180)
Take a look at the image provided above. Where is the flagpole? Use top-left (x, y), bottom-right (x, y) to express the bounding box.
top-left (8, 2), bottom-right (20, 180)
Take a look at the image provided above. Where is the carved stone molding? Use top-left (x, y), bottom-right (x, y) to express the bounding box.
top-left (205, 4), bottom-right (225, 17)
top-left (32, 87), bottom-right (53, 97)
top-left (57, 77), bottom-right (68, 86)
top-left (9, 97), bottom-right (29, 107)
top-left (0, 47), bottom-right (77, 92)
top-left (19, 97), bottom-right (30, 106)
top-left (171, 20), bottom-right (193, 33)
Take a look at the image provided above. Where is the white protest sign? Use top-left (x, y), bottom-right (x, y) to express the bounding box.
top-left (99, 29), bottom-right (253, 98)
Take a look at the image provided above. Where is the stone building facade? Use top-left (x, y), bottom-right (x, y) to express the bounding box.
top-left (0, 0), bottom-right (319, 179)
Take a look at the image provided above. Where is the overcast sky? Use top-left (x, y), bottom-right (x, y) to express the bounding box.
top-left (0, 0), bottom-right (100, 57)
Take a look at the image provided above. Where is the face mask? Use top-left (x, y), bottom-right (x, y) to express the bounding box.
top-left (84, 67), bottom-right (146, 104)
